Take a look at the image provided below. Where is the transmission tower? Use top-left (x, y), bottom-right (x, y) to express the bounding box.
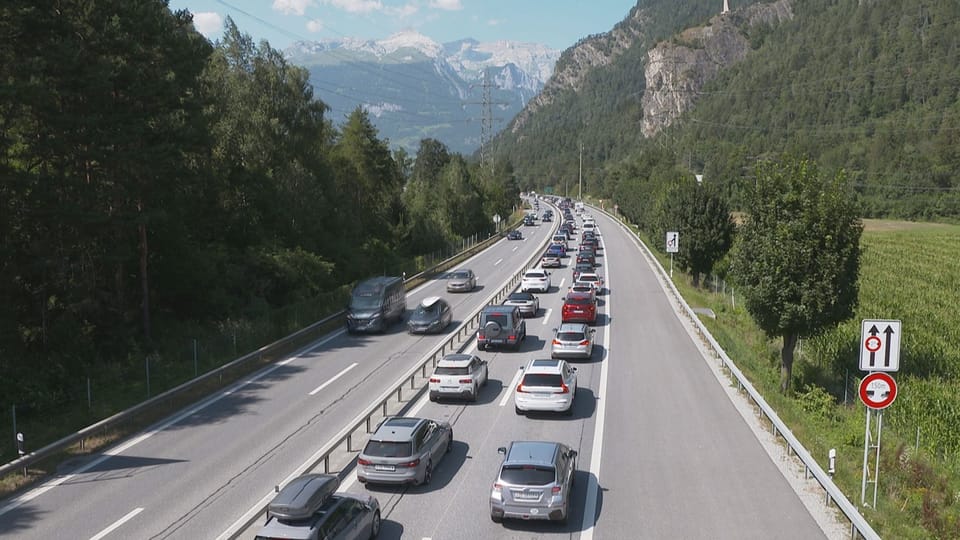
top-left (464, 70), bottom-right (508, 172)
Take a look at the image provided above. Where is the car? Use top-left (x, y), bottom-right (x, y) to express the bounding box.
top-left (540, 252), bottom-right (562, 268)
top-left (446, 268), bottom-right (477, 292)
top-left (347, 276), bottom-right (406, 334)
top-left (542, 214), bottom-right (552, 222)
top-left (514, 358), bottom-right (578, 415)
top-left (477, 305), bottom-right (527, 350)
top-left (567, 283), bottom-right (596, 302)
top-left (429, 353), bottom-right (488, 402)
top-left (490, 441), bottom-right (577, 525)
top-left (503, 291), bottom-right (540, 317)
top-left (551, 323), bottom-right (596, 360)
top-left (580, 237), bottom-right (600, 252)
top-left (581, 222), bottom-right (597, 235)
top-left (576, 272), bottom-right (604, 295)
top-left (506, 229), bottom-right (523, 240)
top-left (407, 296), bottom-right (453, 334)
top-left (546, 243), bottom-right (566, 258)
top-left (562, 292), bottom-right (597, 324)
top-left (523, 216), bottom-right (535, 226)
top-left (551, 234), bottom-right (569, 248)
top-left (572, 261), bottom-right (594, 282)
top-left (358, 417), bottom-right (453, 486)
top-left (576, 249), bottom-right (595, 267)
top-left (256, 474), bottom-right (381, 540)
top-left (520, 269), bottom-right (551, 293)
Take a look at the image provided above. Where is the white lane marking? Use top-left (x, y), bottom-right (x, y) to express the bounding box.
top-left (309, 363), bottom-right (358, 396)
top-left (542, 308), bottom-right (552, 323)
top-left (512, 246), bottom-right (519, 252)
top-left (89, 507), bottom-right (144, 540)
top-left (558, 277), bottom-right (566, 289)
top-left (0, 330), bottom-right (347, 519)
top-left (494, 258), bottom-right (503, 266)
top-left (580, 240), bottom-right (612, 540)
top-left (499, 368), bottom-right (524, 407)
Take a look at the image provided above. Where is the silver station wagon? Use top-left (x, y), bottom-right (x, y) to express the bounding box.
top-left (490, 441), bottom-right (578, 525)
top-left (357, 417), bottom-right (453, 486)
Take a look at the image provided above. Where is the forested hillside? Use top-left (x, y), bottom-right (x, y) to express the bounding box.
top-left (494, 0), bottom-right (960, 220)
top-left (0, 2), bottom-right (516, 425)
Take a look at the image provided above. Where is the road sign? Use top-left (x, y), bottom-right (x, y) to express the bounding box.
top-left (859, 372), bottom-right (898, 410)
top-left (859, 319), bottom-right (901, 372)
top-left (666, 231), bottom-right (679, 253)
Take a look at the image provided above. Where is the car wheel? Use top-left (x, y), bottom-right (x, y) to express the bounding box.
top-left (491, 513), bottom-right (503, 523)
top-left (446, 432), bottom-right (453, 453)
top-left (470, 384), bottom-right (478, 402)
top-left (421, 462), bottom-right (433, 485)
top-left (515, 405), bottom-right (524, 416)
top-left (369, 510), bottom-right (381, 539)
top-left (564, 404), bottom-right (574, 416)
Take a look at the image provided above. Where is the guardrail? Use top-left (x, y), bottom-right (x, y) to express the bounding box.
top-left (597, 205), bottom-right (879, 540)
top-left (223, 206), bottom-right (555, 538)
top-left (0, 226), bottom-right (514, 481)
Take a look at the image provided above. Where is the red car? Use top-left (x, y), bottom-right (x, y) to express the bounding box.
top-left (562, 292), bottom-right (597, 324)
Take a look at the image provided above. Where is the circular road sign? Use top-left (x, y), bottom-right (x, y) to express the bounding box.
top-left (859, 372), bottom-right (898, 410)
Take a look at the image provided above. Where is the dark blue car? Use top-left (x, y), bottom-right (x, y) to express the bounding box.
top-left (546, 243), bottom-right (567, 258)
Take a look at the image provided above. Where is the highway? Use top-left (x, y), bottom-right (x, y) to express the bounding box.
top-left (0, 203), bottom-right (830, 540)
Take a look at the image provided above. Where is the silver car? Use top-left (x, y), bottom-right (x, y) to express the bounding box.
top-left (256, 474), bottom-right (381, 540)
top-left (490, 441), bottom-right (578, 525)
top-left (503, 291), bottom-right (539, 317)
top-left (358, 417), bottom-right (453, 486)
top-left (446, 268), bottom-right (477, 292)
top-left (551, 323), bottom-right (595, 360)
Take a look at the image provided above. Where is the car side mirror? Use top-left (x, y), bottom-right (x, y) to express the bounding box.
top-left (568, 450), bottom-right (578, 458)
top-left (571, 367), bottom-right (578, 371)
top-left (498, 447), bottom-right (507, 455)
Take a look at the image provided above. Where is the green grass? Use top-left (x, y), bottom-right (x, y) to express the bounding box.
top-left (637, 219), bottom-right (960, 539)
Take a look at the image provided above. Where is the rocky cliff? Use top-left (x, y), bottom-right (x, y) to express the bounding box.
top-left (641, 0), bottom-right (793, 137)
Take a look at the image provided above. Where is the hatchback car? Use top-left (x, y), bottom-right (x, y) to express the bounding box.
top-left (490, 441), bottom-right (577, 525)
top-left (551, 323), bottom-right (596, 360)
top-left (540, 252), bottom-right (562, 268)
top-left (514, 358), bottom-right (578, 415)
top-left (562, 292), bottom-right (597, 324)
top-left (446, 268), bottom-right (477, 292)
top-left (429, 353), bottom-right (488, 402)
top-left (546, 243), bottom-right (567, 258)
top-left (575, 272), bottom-right (604, 295)
top-left (256, 474), bottom-right (381, 540)
top-left (477, 305), bottom-right (527, 350)
top-left (503, 291), bottom-right (540, 317)
top-left (506, 229), bottom-right (523, 240)
top-left (407, 296), bottom-right (453, 334)
top-left (576, 249), bottom-right (596, 267)
top-left (566, 283), bottom-right (596, 302)
top-left (358, 417), bottom-right (453, 486)
top-left (520, 269), bottom-right (551, 293)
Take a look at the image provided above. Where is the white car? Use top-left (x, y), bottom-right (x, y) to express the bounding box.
top-left (576, 272), bottom-right (604, 295)
top-left (429, 353), bottom-right (488, 402)
top-left (520, 269), bottom-right (551, 293)
top-left (515, 358), bottom-right (578, 415)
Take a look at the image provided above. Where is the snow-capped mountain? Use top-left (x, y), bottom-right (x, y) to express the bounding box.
top-left (285, 31), bottom-right (560, 154)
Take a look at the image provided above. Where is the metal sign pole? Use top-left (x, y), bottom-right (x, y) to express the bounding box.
top-left (670, 253), bottom-right (674, 278)
top-left (873, 410), bottom-right (883, 508)
top-left (861, 406), bottom-right (871, 506)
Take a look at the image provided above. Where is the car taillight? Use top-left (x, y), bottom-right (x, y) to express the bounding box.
top-left (552, 339), bottom-right (561, 345)
top-left (401, 458), bottom-right (421, 468)
top-left (358, 458), bottom-right (372, 466)
top-left (493, 483), bottom-right (502, 493)
top-left (429, 377), bottom-right (440, 383)
top-left (559, 382), bottom-right (570, 394)
top-left (459, 378), bottom-right (473, 384)
top-left (579, 340), bottom-right (591, 346)
top-left (478, 333), bottom-right (485, 339)
top-left (552, 485), bottom-right (562, 494)
top-left (516, 383), bottom-right (525, 393)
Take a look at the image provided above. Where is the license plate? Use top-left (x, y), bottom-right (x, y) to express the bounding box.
top-left (374, 464), bottom-right (395, 472)
top-left (534, 392), bottom-right (551, 398)
top-left (512, 491), bottom-right (540, 500)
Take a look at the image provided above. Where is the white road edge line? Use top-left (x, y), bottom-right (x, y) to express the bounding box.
top-left (499, 368), bottom-right (524, 407)
top-left (581, 235), bottom-right (611, 540)
top-left (89, 507), bottom-right (144, 540)
top-left (309, 363), bottom-right (358, 396)
top-left (0, 330), bottom-right (347, 519)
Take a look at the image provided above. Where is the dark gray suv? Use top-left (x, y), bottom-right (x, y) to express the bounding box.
top-left (256, 474), bottom-right (380, 540)
top-left (477, 305), bottom-right (527, 351)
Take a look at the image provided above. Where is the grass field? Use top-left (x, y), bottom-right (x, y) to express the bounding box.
top-left (654, 218), bottom-right (960, 539)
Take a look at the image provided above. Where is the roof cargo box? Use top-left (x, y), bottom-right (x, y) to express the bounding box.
top-left (267, 474), bottom-right (339, 521)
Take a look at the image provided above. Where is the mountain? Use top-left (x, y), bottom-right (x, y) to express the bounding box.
top-left (285, 31), bottom-right (559, 154)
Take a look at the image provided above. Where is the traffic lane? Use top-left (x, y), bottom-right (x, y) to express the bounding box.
top-left (0, 226), bottom-right (552, 539)
top-left (593, 211), bottom-right (826, 540)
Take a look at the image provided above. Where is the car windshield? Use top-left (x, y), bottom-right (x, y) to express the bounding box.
top-left (557, 331), bottom-right (586, 341)
top-left (349, 295), bottom-right (380, 310)
top-left (452, 271), bottom-right (470, 279)
top-left (435, 366), bottom-right (469, 375)
top-left (522, 373), bottom-right (563, 387)
top-left (500, 465), bottom-right (556, 486)
top-left (363, 440), bottom-right (412, 457)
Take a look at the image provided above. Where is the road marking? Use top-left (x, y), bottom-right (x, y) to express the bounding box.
top-left (542, 309), bottom-right (552, 324)
top-left (512, 246), bottom-right (519, 252)
top-left (309, 363), bottom-right (358, 396)
top-left (0, 329), bottom-right (349, 519)
top-left (494, 258), bottom-right (503, 266)
top-left (89, 507), bottom-right (144, 540)
top-left (558, 277), bottom-right (566, 288)
top-left (499, 368), bottom-right (523, 407)
top-left (580, 237), bottom-right (612, 540)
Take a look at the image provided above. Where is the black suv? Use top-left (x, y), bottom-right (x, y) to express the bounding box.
top-left (477, 305), bottom-right (527, 351)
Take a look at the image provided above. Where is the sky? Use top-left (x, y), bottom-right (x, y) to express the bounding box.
top-left (167, 0), bottom-right (639, 52)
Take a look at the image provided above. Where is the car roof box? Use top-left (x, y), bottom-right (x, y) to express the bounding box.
top-left (268, 474), bottom-right (339, 521)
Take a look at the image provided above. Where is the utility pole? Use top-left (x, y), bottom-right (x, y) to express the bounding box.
top-left (480, 70), bottom-right (493, 171)
top-left (578, 142), bottom-right (583, 201)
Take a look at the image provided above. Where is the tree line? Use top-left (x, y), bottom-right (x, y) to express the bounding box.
top-left (0, 2), bottom-right (517, 415)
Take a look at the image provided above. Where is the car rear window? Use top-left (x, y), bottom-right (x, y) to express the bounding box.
top-left (566, 297), bottom-right (593, 306)
top-left (484, 314), bottom-right (509, 326)
top-left (557, 331), bottom-right (586, 341)
top-left (435, 366), bottom-right (469, 375)
top-left (363, 440), bottom-right (412, 457)
top-left (526, 272), bottom-right (546, 279)
top-left (521, 373), bottom-right (563, 387)
top-left (500, 465), bottom-right (556, 486)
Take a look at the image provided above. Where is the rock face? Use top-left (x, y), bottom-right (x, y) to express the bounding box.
top-left (642, 0), bottom-right (793, 137)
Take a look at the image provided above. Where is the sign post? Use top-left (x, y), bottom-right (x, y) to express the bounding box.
top-left (492, 213), bottom-right (501, 233)
top-left (666, 231), bottom-right (679, 277)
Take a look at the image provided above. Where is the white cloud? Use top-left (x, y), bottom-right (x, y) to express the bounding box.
top-left (273, 0), bottom-right (313, 16)
top-left (386, 3), bottom-right (419, 17)
top-left (192, 12), bottom-right (223, 36)
top-left (306, 18), bottom-right (324, 32)
top-left (429, 0), bottom-right (463, 10)
top-left (487, 18), bottom-right (502, 26)
top-left (321, 0), bottom-right (384, 14)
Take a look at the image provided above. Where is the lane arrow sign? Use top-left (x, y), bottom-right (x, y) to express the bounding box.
top-left (859, 319), bottom-right (901, 372)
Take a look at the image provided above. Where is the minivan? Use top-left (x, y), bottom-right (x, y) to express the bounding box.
top-left (346, 276), bottom-right (406, 334)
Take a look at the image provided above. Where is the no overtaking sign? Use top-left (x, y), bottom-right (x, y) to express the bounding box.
top-left (859, 319), bottom-right (901, 372)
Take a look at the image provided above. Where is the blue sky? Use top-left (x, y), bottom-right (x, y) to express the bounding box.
top-left (168, 0), bottom-right (638, 51)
